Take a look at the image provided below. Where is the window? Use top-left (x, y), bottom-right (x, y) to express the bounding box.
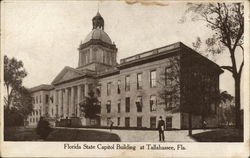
top-left (50, 96), bottom-right (54, 103)
top-left (51, 108), bottom-right (54, 116)
top-left (36, 96), bottom-right (38, 104)
top-left (137, 73), bottom-right (142, 89)
top-left (165, 67), bottom-right (171, 86)
top-left (150, 95), bottom-right (157, 112)
top-left (117, 117), bottom-right (120, 126)
top-left (166, 117), bottom-right (172, 129)
top-left (36, 110), bottom-right (38, 115)
top-left (150, 117), bottom-right (156, 128)
top-left (39, 95), bottom-right (42, 103)
top-left (125, 117), bottom-right (130, 127)
top-left (125, 97), bottom-right (130, 112)
top-left (137, 117), bottom-right (142, 128)
top-left (106, 101), bottom-right (111, 113)
top-left (166, 95), bottom-right (174, 109)
top-left (136, 96), bottom-right (143, 112)
top-left (150, 70), bottom-right (156, 88)
top-left (45, 95), bottom-right (49, 104)
top-left (39, 109), bottom-right (41, 115)
top-left (117, 80), bottom-right (121, 94)
top-left (117, 99), bottom-right (121, 113)
top-left (96, 85), bottom-right (101, 97)
top-left (107, 82), bottom-right (111, 96)
top-left (56, 105), bottom-right (58, 116)
top-left (125, 76), bottom-right (130, 91)
top-left (86, 51), bottom-right (90, 64)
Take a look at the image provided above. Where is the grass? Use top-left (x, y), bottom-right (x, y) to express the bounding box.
top-left (46, 128), bottom-right (121, 141)
top-left (4, 127), bottom-right (41, 141)
top-left (4, 127), bottom-right (121, 142)
top-left (191, 128), bottom-right (243, 142)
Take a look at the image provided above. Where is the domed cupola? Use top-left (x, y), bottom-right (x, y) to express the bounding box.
top-left (77, 12), bottom-right (118, 72)
top-left (92, 11), bottom-right (104, 30)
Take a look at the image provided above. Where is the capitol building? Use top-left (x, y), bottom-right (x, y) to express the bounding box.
top-left (27, 12), bottom-right (223, 129)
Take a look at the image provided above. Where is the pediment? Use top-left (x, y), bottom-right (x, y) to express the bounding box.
top-left (52, 66), bottom-right (84, 85)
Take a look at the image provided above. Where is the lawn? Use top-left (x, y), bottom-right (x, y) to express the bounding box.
top-left (191, 128), bottom-right (243, 142)
top-left (4, 127), bottom-right (41, 141)
top-left (4, 127), bottom-right (121, 142)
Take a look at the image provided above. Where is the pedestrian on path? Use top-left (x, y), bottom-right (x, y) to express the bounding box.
top-left (110, 120), bottom-right (114, 132)
top-left (157, 116), bottom-right (165, 142)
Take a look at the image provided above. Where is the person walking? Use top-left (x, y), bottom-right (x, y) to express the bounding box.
top-left (157, 116), bottom-right (165, 142)
top-left (110, 120), bottom-right (114, 132)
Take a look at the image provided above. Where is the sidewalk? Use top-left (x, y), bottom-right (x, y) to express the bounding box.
top-left (56, 127), bottom-right (212, 142)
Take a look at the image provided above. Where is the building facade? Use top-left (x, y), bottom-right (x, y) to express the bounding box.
top-left (27, 12), bottom-right (223, 129)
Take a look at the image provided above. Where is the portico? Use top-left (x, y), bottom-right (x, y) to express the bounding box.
top-left (54, 84), bottom-right (89, 118)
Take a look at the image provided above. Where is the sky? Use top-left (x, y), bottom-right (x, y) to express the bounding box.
top-left (2, 1), bottom-right (245, 97)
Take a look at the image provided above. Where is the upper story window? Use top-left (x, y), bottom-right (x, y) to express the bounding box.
top-left (85, 50), bottom-right (90, 64)
top-left (135, 96), bottom-right (143, 112)
top-left (39, 95), bottom-right (42, 103)
top-left (125, 97), bottom-right (130, 112)
top-left (150, 95), bottom-right (157, 112)
top-left (107, 82), bottom-right (111, 96)
top-left (106, 100), bottom-right (111, 113)
top-left (166, 95), bottom-right (175, 109)
top-left (150, 70), bottom-right (156, 88)
top-left (165, 67), bottom-right (172, 86)
top-left (117, 80), bottom-right (121, 94)
top-left (117, 99), bottom-right (121, 113)
top-left (96, 85), bottom-right (101, 97)
top-left (125, 75), bottom-right (130, 91)
top-left (137, 73), bottom-right (142, 89)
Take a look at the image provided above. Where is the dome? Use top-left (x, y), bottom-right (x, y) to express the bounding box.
top-left (83, 28), bottom-right (112, 44)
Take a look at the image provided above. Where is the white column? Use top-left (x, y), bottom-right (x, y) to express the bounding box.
top-left (84, 84), bottom-right (89, 97)
top-left (77, 85), bottom-right (81, 117)
top-left (70, 86), bottom-right (75, 117)
top-left (53, 90), bottom-right (57, 117)
top-left (64, 88), bottom-right (69, 118)
top-left (58, 90), bottom-right (62, 118)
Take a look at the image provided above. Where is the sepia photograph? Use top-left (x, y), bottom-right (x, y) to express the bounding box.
top-left (1, 0), bottom-right (249, 157)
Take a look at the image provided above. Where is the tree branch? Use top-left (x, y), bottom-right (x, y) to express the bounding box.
top-left (220, 66), bottom-right (233, 73)
top-left (238, 60), bottom-right (244, 78)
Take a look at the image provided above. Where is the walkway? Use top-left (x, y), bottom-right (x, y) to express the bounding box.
top-left (56, 127), bottom-right (213, 142)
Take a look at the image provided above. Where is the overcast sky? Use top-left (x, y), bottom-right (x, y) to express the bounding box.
top-left (3, 1), bottom-right (244, 96)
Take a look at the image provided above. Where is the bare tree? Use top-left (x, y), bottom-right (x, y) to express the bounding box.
top-left (181, 3), bottom-right (244, 128)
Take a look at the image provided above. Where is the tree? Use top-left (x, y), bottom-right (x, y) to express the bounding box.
top-left (218, 91), bottom-right (235, 126)
top-left (158, 57), bottom-right (180, 113)
top-left (4, 55), bottom-right (32, 126)
top-left (79, 91), bottom-right (101, 119)
top-left (12, 86), bottom-right (33, 119)
top-left (4, 55), bottom-right (27, 109)
top-left (181, 3), bottom-right (244, 128)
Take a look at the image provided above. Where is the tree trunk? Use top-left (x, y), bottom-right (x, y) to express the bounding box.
top-left (6, 85), bottom-right (10, 109)
top-left (188, 112), bottom-right (192, 135)
top-left (234, 76), bottom-right (241, 128)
